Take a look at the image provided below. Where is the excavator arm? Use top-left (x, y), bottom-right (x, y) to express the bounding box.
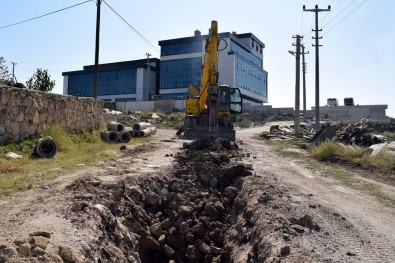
top-left (183, 20), bottom-right (242, 141)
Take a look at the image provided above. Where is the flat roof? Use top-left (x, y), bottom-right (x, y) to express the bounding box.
top-left (62, 58), bottom-right (160, 76)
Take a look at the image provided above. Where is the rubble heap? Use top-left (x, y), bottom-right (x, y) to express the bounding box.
top-left (64, 137), bottom-right (252, 262)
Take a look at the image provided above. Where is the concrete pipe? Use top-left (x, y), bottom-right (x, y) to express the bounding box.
top-left (118, 131), bottom-right (132, 143)
top-left (107, 121), bottom-right (124, 132)
top-left (132, 122), bottom-right (152, 131)
top-left (132, 130), bottom-right (139, 137)
top-left (101, 130), bottom-right (119, 143)
top-left (149, 126), bottom-right (157, 135)
top-left (138, 128), bottom-right (153, 138)
top-left (35, 137), bottom-right (58, 158)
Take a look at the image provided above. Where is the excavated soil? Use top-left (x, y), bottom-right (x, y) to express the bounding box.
top-left (0, 125), bottom-right (395, 263)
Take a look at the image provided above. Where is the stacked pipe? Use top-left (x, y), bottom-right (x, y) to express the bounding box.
top-left (102, 121), bottom-right (132, 143)
top-left (130, 122), bottom-right (157, 138)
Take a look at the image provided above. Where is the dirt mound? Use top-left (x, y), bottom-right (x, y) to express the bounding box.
top-left (61, 137), bottom-right (254, 262)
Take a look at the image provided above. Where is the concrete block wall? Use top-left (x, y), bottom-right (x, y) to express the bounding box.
top-left (243, 104), bottom-right (294, 114)
top-left (0, 85), bottom-right (104, 144)
top-left (314, 105), bottom-right (388, 122)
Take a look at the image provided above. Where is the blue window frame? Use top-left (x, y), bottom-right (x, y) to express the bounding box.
top-left (161, 40), bottom-right (202, 56)
top-left (230, 41), bottom-right (262, 67)
top-left (68, 69), bottom-right (137, 97)
top-left (235, 57), bottom-right (267, 97)
top-left (160, 57), bottom-right (202, 89)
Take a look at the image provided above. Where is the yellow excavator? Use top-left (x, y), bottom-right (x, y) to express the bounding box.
top-left (182, 20), bottom-right (243, 141)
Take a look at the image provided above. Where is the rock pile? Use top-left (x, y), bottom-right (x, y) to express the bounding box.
top-left (65, 136), bottom-right (252, 262)
top-left (0, 231), bottom-right (84, 263)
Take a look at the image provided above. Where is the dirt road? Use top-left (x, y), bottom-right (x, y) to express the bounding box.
top-left (0, 124), bottom-right (394, 262)
top-left (236, 124), bottom-right (395, 262)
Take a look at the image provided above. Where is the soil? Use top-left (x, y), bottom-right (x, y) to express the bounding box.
top-left (0, 122), bottom-right (394, 262)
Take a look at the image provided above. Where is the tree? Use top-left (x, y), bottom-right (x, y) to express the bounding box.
top-left (26, 68), bottom-right (55, 92)
top-left (0, 56), bottom-right (10, 85)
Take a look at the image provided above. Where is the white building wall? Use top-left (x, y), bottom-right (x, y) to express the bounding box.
top-left (116, 101), bottom-right (155, 112)
top-left (136, 68), bottom-right (144, 101)
top-left (63, 75), bottom-right (68, 95)
top-left (219, 40), bottom-right (235, 87)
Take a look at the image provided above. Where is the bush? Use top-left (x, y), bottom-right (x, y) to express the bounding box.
top-left (311, 140), bottom-right (341, 161)
top-left (40, 125), bottom-right (73, 152)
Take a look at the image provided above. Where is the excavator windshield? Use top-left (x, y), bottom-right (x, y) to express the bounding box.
top-left (230, 88), bottom-right (242, 113)
top-left (217, 85), bottom-right (242, 114)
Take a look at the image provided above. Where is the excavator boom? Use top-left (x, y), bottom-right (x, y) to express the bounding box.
top-left (183, 20), bottom-right (242, 141)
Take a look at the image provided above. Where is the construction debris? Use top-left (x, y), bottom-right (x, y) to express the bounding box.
top-left (310, 121), bottom-right (391, 147)
top-left (262, 118), bottom-right (394, 150)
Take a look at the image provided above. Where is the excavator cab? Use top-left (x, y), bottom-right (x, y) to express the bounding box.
top-left (217, 85), bottom-right (242, 114)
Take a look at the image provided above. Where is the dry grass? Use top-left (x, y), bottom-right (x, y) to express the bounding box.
top-left (0, 125), bottom-right (151, 197)
top-left (311, 140), bottom-right (395, 170)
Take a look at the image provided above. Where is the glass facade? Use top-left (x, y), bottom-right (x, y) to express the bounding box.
top-left (68, 69), bottom-right (137, 97)
top-left (160, 57), bottom-right (202, 89)
top-left (235, 56), bottom-right (267, 97)
top-left (161, 41), bottom-right (202, 56)
top-left (230, 41), bottom-right (262, 67)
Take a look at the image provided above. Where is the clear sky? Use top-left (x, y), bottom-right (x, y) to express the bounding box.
top-left (1, 0), bottom-right (394, 118)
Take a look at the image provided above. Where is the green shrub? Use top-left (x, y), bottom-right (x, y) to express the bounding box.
top-left (40, 125), bottom-right (73, 152)
top-left (311, 140), bottom-right (341, 161)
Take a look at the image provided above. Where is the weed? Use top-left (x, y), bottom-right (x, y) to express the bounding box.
top-left (383, 131), bottom-right (395, 140)
top-left (311, 141), bottom-right (341, 161)
top-left (0, 125), bottom-right (142, 197)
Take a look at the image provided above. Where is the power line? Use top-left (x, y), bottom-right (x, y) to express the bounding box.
top-left (0, 0), bottom-right (93, 30)
top-left (301, 0), bottom-right (367, 50)
top-left (323, 0), bottom-right (369, 36)
top-left (102, 0), bottom-right (160, 55)
top-left (323, 0), bottom-right (358, 27)
top-left (330, 0), bottom-right (346, 10)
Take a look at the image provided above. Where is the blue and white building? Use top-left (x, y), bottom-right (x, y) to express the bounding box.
top-left (62, 59), bottom-right (159, 103)
top-left (62, 28), bottom-right (268, 106)
top-left (158, 30), bottom-right (268, 104)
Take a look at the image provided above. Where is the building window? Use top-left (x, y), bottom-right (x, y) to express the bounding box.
top-left (161, 40), bottom-right (202, 56)
top-left (229, 41), bottom-right (262, 67)
top-left (160, 57), bottom-right (202, 89)
top-left (234, 56), bottom-right (267, 97)
top-left (68, 69), bottom-right (137, 97)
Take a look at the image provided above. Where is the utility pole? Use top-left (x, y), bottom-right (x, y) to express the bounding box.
top-left (146, 52), bottom-right (151, 100)
top-left (303, 5), bottom-right (330, 132)
top-left (301, 45), bottom-right (309, 122)
top-left (289, 35), bottom-right (302, 135)
top-left (93, 0), bottom-right (102, 98)
top-left (11, 61), bottom-right (17, 83)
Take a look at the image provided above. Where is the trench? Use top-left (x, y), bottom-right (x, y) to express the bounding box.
top-left (67, 137), bottom-right (257, 263)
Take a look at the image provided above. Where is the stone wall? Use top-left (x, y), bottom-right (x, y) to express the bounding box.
top-left (0, 85), bottom-right (104, 144)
